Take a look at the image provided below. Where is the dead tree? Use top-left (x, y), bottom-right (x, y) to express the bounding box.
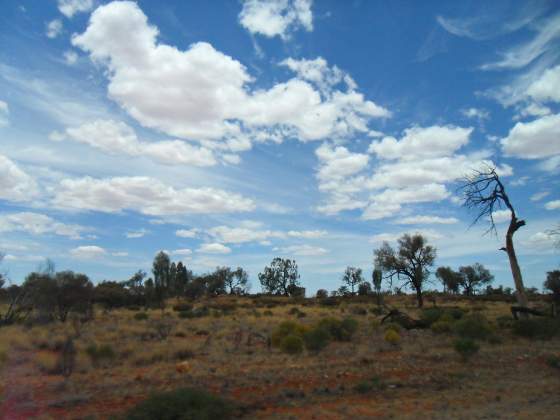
top-left (460, 166), bottom-right (528, 309)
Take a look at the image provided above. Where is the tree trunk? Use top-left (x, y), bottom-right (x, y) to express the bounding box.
top-left (505, 219), bottom-right (528, 309)
top-left (415, 288), bottom-right (423, 308)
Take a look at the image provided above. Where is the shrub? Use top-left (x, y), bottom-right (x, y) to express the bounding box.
top-left (35, 352), bottom-right (62, 374)
top-left (454, 338), bottom-right (479, 362)
top-left (317, 317), bottom-right (358, 341)
top-left (134, 312), bottom-right (149, 321)
top-left (384, 329), bottom-right (400, 346)
top-left (296, 311), bottom-right (306, 318)
top-left (303, 327), bottom-right (331, 353)
top-left (546, 354), bottom-right (560, 369)
top-left (178, 311), bottom-right (193, 319)
top-left (172, 303), bottom-right (193, 312)
top-left (85, 343), bottom-right (116, 367)
top-left (353, 376), bottom-right (385, 393)
top-left (350, 306), bottom-right (368, 316)
top-left (263, 310), bottom-right (273, 316)
top-left (496, 315), bottom-right (514, 329)
top-left (445, 307), bottom-right (465, 320)
top-left (383, 322), bottom-right (401, 334)
top-left (316, 289), bottom-right (328, 299)
top-left (271, 321), bottom-right (307, 347)
top-left (512, 318), bottom-right (560, 340)
top-left (421, 308), bottom-right (443, 326)
top-left (288, 307), bottom-right (300, 315)
top-left (280, 335), bottom-right (304, 355)
top-left (454, 314), bottom-right (493, 340)
top-left (319, 297), bottom-right (339, 307)
top-left (431, 320), bottom-right (453, 334)
top-left (124, 387), bottom-right (234, 420)
top-left (174, 348), bottom-right (194, 360)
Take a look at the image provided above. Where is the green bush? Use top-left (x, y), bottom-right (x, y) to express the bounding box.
top-left (353, 376), bottom-right (385, 394)
top-left (496, 315), bottom-right (514, 329)
top-left (384, 329), bottom-right (400, 346)
top-left (445, 307), bottom-right (465, 320)
top-left (317, 317), bottom-right (358, 341)
top-left (431, 320), bottom-right (453, 334)
top-left (280, 335), bottom-right (304, 355)
top-left (134, 312), bottom-right (149, 321)
top-left (453, 314), bottom-right (493, 340)
top-left (271, 321), bottom-right (307, 347)
top-left (172, 303), bottom-right (193, 312)
top-left (263, 310), bottom-right (273, 316)
top-left (546, 355), bottom-right (560, 369)
top-left (125, 387), bottom-right (234, 420)
top-left (349, 306), bottom-right (368, 316)
top-left (303, 327), bottom-right (331, 352)
top-left (512, 318), bottom-right (560, 340)
top-left (85, 343), bottom-right (116, 366)
top-left (421, 308), bottom-right (443, 326)
top-left (454, 338), bottom-right (479, 362)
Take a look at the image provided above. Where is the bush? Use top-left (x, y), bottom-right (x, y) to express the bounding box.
top-left (496, 315), bottom-right (514, 329)
top-left (383, 322), bottom-right (401, 334)
top-left (431, 320), bottom-right (453, 334)
top-left (319, 297), bottom-right (339, 307)
top-left (384, 329), bottom-right (400, 346)
top-left (349, 306), bottom-right (368, 316)
top-left (317, 317), bottom-right (358, 341)
top-left (125, 387), bottom-right (234, 420)
top-left (445, 307), bottom-right (465, 320)
top-left (263, 310), bottom-right (273, 316)
top-left (271, 321), bottom-right (307, 347)
top-left (172, 303), bottom-right (193, 312)
top-left (134, 312), bottom-right (149, 321)
top-left (303, 327), bottom-right (331, 353)
top-left (454, 338), bottom-right (479, 362)
top-left (454, 314), bottom-right (493, 340)
top-left (512, 318), bottom-right (560, 340)
top-left (421, 308), bottom-right (443, 326)
top-left (85, 343), bottom-right (116, 367)
top-left (280, 335), bottom-right (304, 355)
top-left (353, 376), bottom-right (385, 394)
top-left (316, 289), bottom-right (328, 299)
top-left (546, 354), bottom-right (560, 369)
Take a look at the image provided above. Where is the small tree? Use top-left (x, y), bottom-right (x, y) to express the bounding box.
top-left (357, 282), bottom-right (372, 296)
top-left (55, 271), bottom-right (94, 322)
top-left (175, 262), bottom-right (192, 296)
top-left (258, 258), bottom-right (300, 295)
top-left (342, 266), bottom-right (364, 295)
top-left (544, 270), bottom-right (560, 303)
top-left (374, 233), bottom-right (436, 308)
top-left (223, 267), bottom-right (250, 295)
top-left (460, 166), bottom-right (528, 308)
top-left (436, 266), bottom-right (462, 294)
top-left (152, 251), bottom-right (170, 292)
top-left (458, 263), bottom-right (494, 296)
top-left (372, 267), bottom-right (383, 305)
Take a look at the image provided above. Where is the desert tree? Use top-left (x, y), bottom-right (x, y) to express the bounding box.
top-left (357, 281), bottom-right (372, 296)
top-left (544, 270), bottom-right (560, 303)
top-left (374, 233), bottom-right (436, 308)
top-left (175, 262), bottom-right (192, 296)
top-left (258, 257), bottom-right (300, 295)
top-left (435, 266), bottom-right (462, 294)
top-left (222, 267), bottom-right (250, 295)
top-left (460, 166), bottom-right (528, 308)
top-left (372, 266), bottom-right (383, 305)
top-left (342, 266), bottom-right (364, 295)
top-left (458, 263), bottom-right (494, 296)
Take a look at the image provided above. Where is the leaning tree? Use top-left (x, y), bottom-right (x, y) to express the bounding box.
top-left (460, 166), bottom-right (528, 308)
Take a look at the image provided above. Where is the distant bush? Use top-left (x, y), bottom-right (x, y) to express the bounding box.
top-left (454, 338), bottom-right (479, 362)
top-left (124, 387), bottom-right (234, 420)
top-left (512, 318), bottom-right (560, 340)
top-left (431, 320), bottom-right (453, 334)
top-left (454, 314), bottom-right (493, 340)
top-left (271, 321), bottom-right (307, 347)
top-left (263, 310), bottom-right (273, 316)
top-left (384, 329), bottom-right (400, 346)
top-left (546, 354), bottom-right (560, 369)
top-left (174, 348), bottom-right (194, 360)
top-left (349, 306), bottom-right (368, 316)
top-left (353, 376), bottom-right (385, 394)
top-left (85, 343), bottom-right (116, 367)
top-left (317, 317), bottom-right (358, 341)
top-left (35, 352), bottom-right (62, 374)
top-left (316, 289), bottom-right (328, 299)
top-left (288, 307), bottom-right (300, 315)
top-left (280, 335), bottom-right (304, 355)
top-left (303, 327), bottom-right (331, 353)
top-left (421, 308), bottom-right (443, 326)
top-left (319, 297), bottom-right (339, 307)
top-left (172, 303), bottom-right (193, 312)
top-left (134, 312), bottom-right (149, 321)
top-left (445, 307), bottom-right (465, 320)
top-left (496, 315), bottom-right (514, 329)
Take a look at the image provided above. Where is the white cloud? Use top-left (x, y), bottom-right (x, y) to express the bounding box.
top-left (126, 229), bottom-right (148, 238)
top-left (530, 191), bottom-right (549, 201)
top-left (72, 2), bottom-right (387, 150)
top-left (0, 212), bottom-right (87, 239)
top-left (111, 251), bottom-right (128, 257)
top-left (368, 125), bottom-right (473, 161)
top-left (518, 102), bottom-right (551, 118)
top-left (370, 229), bottom-right (443, 245)
top-left (526, 64), bottom-right (560, 103)
top-left (461, 107), bottom-right (489, 121)
top-left (239, 0), bottom-right (313, 39)
top-left (55, 120), bottom-right (216, 167)
top-left (46, 19), bottom-right (63, 38)
top-left (395, 215), bottom-right (459, 225)
top-left (63, 50), bottom-right (79, 65)
top-left (287, 230), bottom-right (327, 238)
top-left (274, 244), bottom-right (328, 256)
top-left (0, 100), bottom-right (9, 127)
top-left (58, 0), bottom-right (94, 18)
top-left (491, 209), bottom-right (511, 224)
top-left (316, 143), bottom-right (369, 181)
top-left (175, 228), bottom-right (198, 238)
top-left (545, 200), bottom-right (560, 210)
top-left (170, 248), bottom-right (192, 256)
top-left (207, 225), bottom-right (326, 244)
top-left (70, 245), bottom-right (106, 259)
top-left (501, 113), bottom-right (560, 159)
top-left (0, 154), bottom-right (39, 202)
top-left (52, 176), bottom-right (255, 215)
top-left (197, 243), bottom-right (231, 254)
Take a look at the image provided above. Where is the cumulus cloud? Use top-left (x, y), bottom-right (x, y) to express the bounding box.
top-left (125, 229), bottom-right (148, 238)
top-left (0, 212), bottom-right (87, 239)
top-left (526, 64), bottom-right (560, 103)
top-left (170, 248), bottom-right (192, 256)
top-left (46, 19), bottom-right (63, 38)
top-left (72, 2), bottom-right (387, 151)
top-left (239, 0), bottom-right (313, 39)
top-left (58, 0), bottom-right (94, 18)
top-left (53, 119), bottom-right (217, 167)
top-left (395, 215), bottom-right (459, 225)
top-left (545, 200), bottom-right (560, 210)
top-left (461, 107), bottom-right (489, 122)
top-left (370, 229), bottom-right (443, 244)
top-left (52, 176), bottom-right (255, 215)
top-left (175, 229), bottom-right (198, 238)
top-left (63, 50), bottom-right (79, 65)
top-left (0, 154), bottom-right (39, 202)
top-left (207, 224), bottom-right (327, 244)
top-left (273, 244), bottom-right (328, 256)
top-left (197, 243), bottom-right (231, 254)
top-left (501, 113), bottom-right (560, 159)
top-left (491, 209), bottom-right (512, 223)
top-left (70, 245), bottom-right (106, 259)
top-left (530, 191), bottom-right (550, 202)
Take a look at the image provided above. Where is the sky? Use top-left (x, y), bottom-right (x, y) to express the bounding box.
top-left (0, 0), bottom-right (559, 294)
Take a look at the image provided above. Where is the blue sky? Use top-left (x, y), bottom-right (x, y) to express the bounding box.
top-left (0, 0), bottom-right (559, 293)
